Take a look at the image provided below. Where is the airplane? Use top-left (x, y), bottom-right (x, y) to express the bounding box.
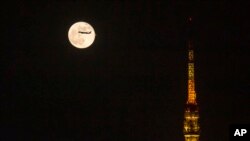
top-left (78, 31), bottom-right (91, 34)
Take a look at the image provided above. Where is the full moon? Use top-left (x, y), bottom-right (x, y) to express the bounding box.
top-left (68, 21), bottom-right (95, 49)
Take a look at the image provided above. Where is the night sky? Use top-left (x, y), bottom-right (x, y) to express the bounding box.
top-left (1, 1), bottom-right (250, 141)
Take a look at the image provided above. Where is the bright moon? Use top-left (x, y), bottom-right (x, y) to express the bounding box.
top-left (68, 21), bottom-right (95, 49)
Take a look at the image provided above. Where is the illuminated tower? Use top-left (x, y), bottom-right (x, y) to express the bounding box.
top-left (183, 17), bottom-right (200, 141)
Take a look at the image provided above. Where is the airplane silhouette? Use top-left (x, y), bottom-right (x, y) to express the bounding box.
top-left (78, 31), bottom-right (91, 34)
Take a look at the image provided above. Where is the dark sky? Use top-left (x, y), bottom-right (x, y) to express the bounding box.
top-left (1, 1), bottom-right (250, 141)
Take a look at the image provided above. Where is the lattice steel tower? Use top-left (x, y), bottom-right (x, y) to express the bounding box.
top-left (183, 17), bottom-right (200, 141)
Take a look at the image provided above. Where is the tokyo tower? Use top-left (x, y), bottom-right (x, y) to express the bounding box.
top-left (183, 17), bottom-right (200, 141)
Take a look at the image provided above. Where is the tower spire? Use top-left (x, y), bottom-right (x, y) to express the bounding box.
top-left (187, 16), bottom-right (196, 105)
top-left (183, 17), bottom-right (200, 141)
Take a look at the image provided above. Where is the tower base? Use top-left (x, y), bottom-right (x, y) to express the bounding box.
top-left (184, 135), bottom-right (199, 141)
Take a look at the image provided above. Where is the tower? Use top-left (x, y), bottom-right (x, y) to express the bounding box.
top-left (183, 17), bottom-right (200, 141)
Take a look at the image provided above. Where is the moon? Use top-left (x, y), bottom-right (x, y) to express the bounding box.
top-left (68, 21), bottom-right (95, 49)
